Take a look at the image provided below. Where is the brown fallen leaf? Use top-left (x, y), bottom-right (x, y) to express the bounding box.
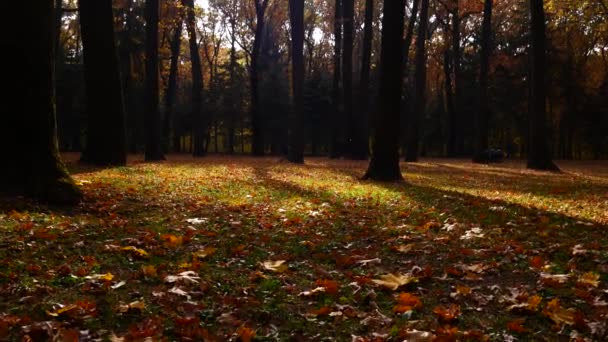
top-left (543, 299), bottom-right (576, 326)
top-left (193, 247), bottom-right (217, 259)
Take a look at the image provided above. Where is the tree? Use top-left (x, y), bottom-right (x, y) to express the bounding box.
top-left (527, 0), bottom-right (559, 170)
top-left (329, 0), bottom-right (343, 158)
top-left (405, 0), bottom-right (429, 162)
top-left (78, 0), bottom-right (128, 166)
top-left (144, 0), bottom-right (165, 161)
top-left (342, 0), bottom-right (355, 157)
top-left (251, 0), bottom-right (270, 156)
top-left (473, 0), bottom-right (492, 163)
top-left (364, 0), bottom-right (405, 181)
top-left (401, 0), bottom-right (420, 158)
top-left (288, 0), bottom-right (305, 163)
top-left (355, 0), bottom-right (374, 160)
top-left (1, 0), bottom-right (81, 203)
top-left (163, 11), bottom-right (184, 152)
top-left (183, 0), bottom-right (206, 157)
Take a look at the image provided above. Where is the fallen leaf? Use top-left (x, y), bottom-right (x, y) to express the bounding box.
top-left (236, 326), bottom-right (255, 342)
top-left (507, 319), bottom-right (527, 333)
top-left (543, 299), bottom-right (576, 326)
top-left (121, 246), bottom-right (149, 258)
top-left (393, 293), bottom-right (422, 313)
top-left (142, 265), bottom-right (157, 277)
top-left (372, 273), bottom-right (418, 290)
top-left (433, 304), bottom-right (461, 322)
top-left (577, 272), bottom-right (600, 288)
top-left (165, 271), bottom-right (200, 284)
top-left (193, 247), bottom-right (217, 259)
top-left (261, 260), bottom-right (288, 273)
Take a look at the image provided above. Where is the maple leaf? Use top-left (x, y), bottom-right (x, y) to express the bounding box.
top-left (160, 234), bottom-right (183, 248)
top-left (393, 243), bottom-right (415, 253)
top-left (393, 292), bottom-right (422, 313)
top-left (46, 304), bottom-right (78, 317)
top-left (577, 272), bottom-right (600, 288)
top-left (165, 271), bottom-right (200, 284)
top-left (399, 329), bottom-right (435, 341)
top-left (236, 326), bottom-right (255, 342)
top-left (507, 295), bottom-right (542, 312)
top-left (142, 265), bottom-right (157, 277)
top-left (507, 319), bottom-right (527, 333)
top-left (86, 273), bottom-right (115, 282)
top-left (372, 273), bottom-right (418, 290)
top-left (315, 279), bottom-right (339, 295)
top-left (121, 246), bottom-right (149, 258)
top-left (311, 306), bottom-right (331, 316)
top-left (261, 260), bottom-right (288, 273)
top-left (117, 301), bottom-right (146, 313)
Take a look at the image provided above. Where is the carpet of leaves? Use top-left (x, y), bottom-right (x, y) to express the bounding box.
top-left (1, 155), bottom-right (608, 341)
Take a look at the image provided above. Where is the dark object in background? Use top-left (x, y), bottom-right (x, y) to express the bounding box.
top-left (482, 149), bottom-right (505, 163)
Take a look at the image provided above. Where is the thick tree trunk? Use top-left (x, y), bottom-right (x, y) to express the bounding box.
top-left (355, 0), bottom-right (374, 160)
top-left (342, 0), bottom-right (355, 157)
top-left (164, 17), bottom-right (183, 153)
top-left (287, 0), bottom-right (305, 163)
top-left (473, 0), bottom-right (492, 163)
top-left (405, 0), bottom-right (429, 162)
top-left (144, 0), bottom-right (165, 161)
top-left (79, 0), bottom-right (127, 166)
top-left (451, 0), bottom-right (464, 155)
top-left (183, 0), bottom-right (206, 157)
top-left (329, 0), bottom-right (343, 158)
top-left (527, 0), bottom-right (559, 171)
top-left (364, 0), bottom-right (405, 181)
top-left (2, 0), bottom-right (81, 203)
top-left (122, 0), bottom-right (139, 154)
top-left (401, 0), bottom-right (420, 157)
top-left (251, 0), bottom-right (269, 156)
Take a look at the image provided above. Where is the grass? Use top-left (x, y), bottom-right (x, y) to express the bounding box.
top-left (0, 155), bottom-right (607, 341)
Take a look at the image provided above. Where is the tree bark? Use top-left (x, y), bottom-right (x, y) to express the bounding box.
top-left (79, 0), bottom-right (128, 166)
top-left (1, 0), bottom-right (81, 203)
top-left (342, 0), bottom-right (355, 157)
top-left (527, 0), bottom-right (559, 170)
top-left (251, 0), bottom-right (269, 156)
top-left (401, 0), bottom-right (420, 157)
top-left (144, 0), bottom-right (165, 161)
top-left (329, 0), bottom-right (343, 158)
top-left (451, 0), bottom-right (464, 156)
top-left (288, 0), bottom-right (305, 163)
top-left (227, 22), bottom-right (237, 154)
top-left (355, 0), bottom-right (374, 160)
top-left (473, 0), bottom-right (492, 163)
top-left (364, 0), bottom-right (405, 181)
top-left (164, 16), bottom-right (183, 153)
top-left (183, 0), bottom-right (206, 157)
top-left (405, 0), bottom-right (429, 162)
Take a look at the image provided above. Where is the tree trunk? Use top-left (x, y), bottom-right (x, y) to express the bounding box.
top-left (400, 0), bottom-right (420, 158)
top-left (444, 46), bottom-right (456, 156)
top-left (364, 0), bottom-right (405, 181)
top-left (405, 0), bottom-right (429, 162)
top-left (288, 0), bottom-right (305, 163)
top-left (79, 0), bottom-right (127, 166)
top-left (451, 0), bottom-right (464, 155)
top-left (227, 26), bottom-right (237, 154)
top-left (1, 0), bottom-right (81, 203)
top-left (122, 0), bottom-right (139, 154)
top-left (355, 0), bottom-right (374, 160)
top-left (183, 0), bottom-right (206, 157)
top-left (251, 0), bottom-right (269, 156)
top-left (342, 0), bottom-right (355, 157)
top-left (527, 0), bottom-right (558, 171)
top-left (144, 0), bottom-right (165, 161)
top-left (164, 16), bottom-right (183, 153)
top-left (473, 0), bottom-right (492, 163)
top-left (329, 0), bottom-right (343, 158)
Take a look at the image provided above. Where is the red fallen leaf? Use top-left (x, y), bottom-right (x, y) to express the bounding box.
top-left (530, 256), bottom-right (544, 269)
top-left (127, 317), bottom-right (163, 339)
top-left (236, 326), bottom-right (255, 342)
top-left (311, 306), bottom-right (331, 316)
top-left (507, 319), bottom-right (527, 333)
top-left (446, 267), bottom-right (462, 277)
top-left (315, 279), bottom-right (339, 295)
top-left (393, 293), bottom-right (423, 313)
top-left (26, 265), bottom-right (42, 275)
top-left (433, 304), bottom-right (461, 322)
top-left (174, 317), bottom-right (211, 340)
top-left (436, 325), bottom-right (458, 341)
top-left (335, 255), bottom-right (356, 267)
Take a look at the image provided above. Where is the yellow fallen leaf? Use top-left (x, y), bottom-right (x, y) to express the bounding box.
top-left (262, 260), bottom-right (288, 273)
top-left (394, 244), bottom-right (415, 254)
top-left (46, 304), bottom-right (78, 317)
top-left (193, 247), bottom-right (217, 259)
top-left (142, 265), bottom-right (157, 277)
top-left (543, 299), bottom-right (576, 326)
top-left (117, 300), bottom-right (146, 313)
top-left (372, 273), bottom-right (418, 290)
top-left (122, 246), bottom-right (149, 258)
top-left (578, 272), bottom-right (600, 287)
top-left (160, 234), bottom-right (183, 248)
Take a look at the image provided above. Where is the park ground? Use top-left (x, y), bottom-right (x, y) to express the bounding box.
top-left (1, 155), bottom-right (607, 341)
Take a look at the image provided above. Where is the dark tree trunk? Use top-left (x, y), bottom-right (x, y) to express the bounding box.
top-left (1, 0), bottom-right (81, 203)
top-left (473, 0), bottom-right (492, 163)
top-left (329, 0), bottom-right (343, 158)
top-left (527, 0), bottom-right (559, 170)
top-left (405, 0), bottom-right (429, 162)
top-left (144, 0), bottom-right (165, 161)
top-left (444, 46), bottom-right (456, 156)
top-left (164, 16), bottom-right (183, 153)
top-left (122, 0), bottom-right (139, 154)
top-left (78, 0), bottom-right (127, 166)
top-left (55, 0), bottom-right (63, 64)
top-left (451, 0), bottom-right (464, 155)
top-left (364, 0), bottom-right (405, 181)
top-left (342, 0), bottom-right (355, 157)
top-left (227, 26), bottom-right (237, 154)
top-left (400, 0), bottom-right (420, 157)
top-left (355, 0), bottom-right (374, 160)
top-left (287, 0), bottom-right (305, 163)
top-left (183, 0), bottom-right (206, 157)
top-left (251, 0), bottom-right (269, 156)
